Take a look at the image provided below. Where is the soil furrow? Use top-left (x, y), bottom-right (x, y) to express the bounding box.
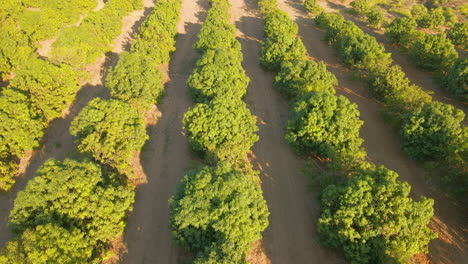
top-left (120, 0), bottom-right (207, 262)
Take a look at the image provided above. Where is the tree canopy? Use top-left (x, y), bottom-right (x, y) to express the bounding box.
top-left (70, 98), bottom-right (148, 176)
top-left (318, 166), bottom-right (436, 263)
top-left (170, 163), bottom-right (269, 264)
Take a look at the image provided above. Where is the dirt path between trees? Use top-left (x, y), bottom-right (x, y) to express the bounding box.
top-left (277, 0), bottom-right (468, 263)
top-left (232, 0), bottom-right (345, 263)
top-left (0, 0), bottom-right (155, 248)
top-left (120, 0), bottom-right (206, 263)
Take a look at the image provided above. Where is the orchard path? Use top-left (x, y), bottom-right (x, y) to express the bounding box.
top-left (277, 0), bottom-right (468, 263)
top-left (120, 0), bottom-right (205, 262)
top-left (0, 0), bottom-right (155, 247)
top-left (232, 0), bottom-right (345, 263)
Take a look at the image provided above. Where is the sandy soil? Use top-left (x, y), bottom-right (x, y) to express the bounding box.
top-left (277, 0), bottom-right (468, 263)
top-left (0, 0), bottom-right (153, 248)
top-left (119, 0), bottom-right (205, 262)
top-left (231, 0), bottom-right (346, 263)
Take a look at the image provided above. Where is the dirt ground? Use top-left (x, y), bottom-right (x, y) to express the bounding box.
top-left (276, 0), bottom-right (468, 263)
top-left (120, 0), bottom-right (204, 262)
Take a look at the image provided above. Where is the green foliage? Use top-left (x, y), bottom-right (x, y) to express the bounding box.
top-left (274, 59), bottom-right (337, 99)
top-left (8, 158), bottom-right (134, 244)
top-left (258, 0), bottom-right (278, 14)
top-left (0, 16), bottom-right (34, 78)
top-left (351, 0), bottom-right (372, 16)
top-left (411, 4), bottom-right (428, 19)
top-left (304, 0), bottom-right (324, 14)
top-left (260, 9), bottom-right (307, 70)
top-left (443, 58), bottom-right (467, 101)
top-left (70, 98), bottom-right (148, 176)
top-left (443, 7), bottom-right (457, 27)
top-left (367, 65), bottom-right (431, 112)
top-left (188, 48), bottom-right (248, 102)
top-left (106, 51), bottom-right (164, 111)
top-left (366, 7), bottom-right (385, 29)
top-left (401, 102), bottom-right (467, 160)
top-left (447, 22), bottom-right (468, 49)
top-left (183, 99), bottom-right (258, 163)
top-left (131, 0), bottom-right (182, 65)
top-left (0, 88), bottom-right (45, 157)
top-left (194, 0), bottom-right (240, 52)
top-left (170, 163), bottom-right (269, 264)
top-left (337, 33), bottom-right (392, 70)
top-left (0, 224), bottom-right (93, 264)
top-left (384, 17), bottom-right (421, 48)
top-left (318, 166), bottom-right (436, 263)
top-left (10, 58), bottom-right (79, 121)
top-left (286, 92), bottom-right (365, 160)
top-left (0, 154), bottom-right (18, 191)
top-left (409, 33), bottom-right (458, 72)
top-left (50, 0), bottom-right (143, 67)
top-left (417, 7), bottom-right (445, 29)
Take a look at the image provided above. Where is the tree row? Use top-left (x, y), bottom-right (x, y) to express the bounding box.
top-left (169, 1), bottom-right (270, 263)
top-left (312, 11), bottom-right (467, 200)
top-left (0, 0), bottom-right (183, 262)
top-left (258, 1), bottom-right (436, 263)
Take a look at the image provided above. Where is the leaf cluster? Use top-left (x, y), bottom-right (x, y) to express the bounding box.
top-left (170, 163), bottom-right (269, 264)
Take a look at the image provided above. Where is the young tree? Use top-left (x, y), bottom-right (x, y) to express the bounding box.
top-left (443, 57), bottom-right (467, 101)
top-left (286, 92), bottom-right (365, 160)
top-left (409, 34), bottom-right (458, 72)
top-left (385, 17), bottom-right (421, 48)
top-left (318, 166), bottom-right (436, 263)
top-left (188, 48), bottom-right (249, 102)
top-left (70, 98), bottom-right (148, 176)
top-left (447, 22), bottom-right (468, 49)
top-left (274, 59), bottom-right (337, 98)
top-left (183, 99), bottom-right (258, 163)
top-left (417, 7), bottom-right (446, 29)
top-left (366, 7), bottom-right (385, 29)
top-left (304, 0), bottom-right (323, 14)
top-left (351, 0), bottom-right (372, 16)
top-left (401, 102), bottom-right (467, 160)
top-left (8, 158), bottom-right (134, 243)
top-left (170, 163), bottom-right (269, 263)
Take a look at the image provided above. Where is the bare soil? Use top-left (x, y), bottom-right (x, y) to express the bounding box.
top-left (232, 0), bottom-right (346, 263)
top-left (277, 0), bottom-right (468, 263)
top-left (120, 0), bottom-right (205, 262)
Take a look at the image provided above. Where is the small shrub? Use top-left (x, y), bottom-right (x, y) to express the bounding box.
top-left (304, 0), bottom-right (324, 14)
top-left (170, 163), bottom-right (269, 263)
top-left (366, 7), bottom-right (385, 29)
top-left (417, 7), bottom-right (445, 29)
top-left (351, 0), bottom-right (372, 16)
